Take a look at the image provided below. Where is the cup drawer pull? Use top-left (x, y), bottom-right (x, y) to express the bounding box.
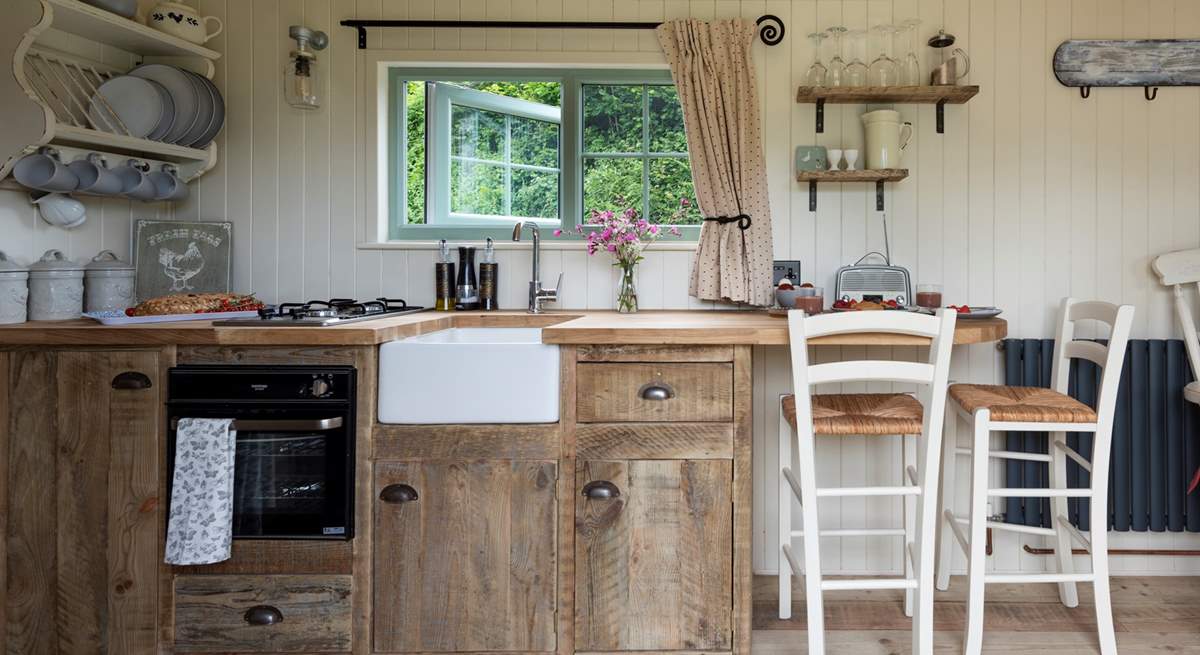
top-left (638, 382), bottom-right (676, 401)
top-left (244, 605), bottom-right (283, 626)
top-left (582, 480), bottom-right (621, 499)
top-left (379, 483), bottom-right (419, 504)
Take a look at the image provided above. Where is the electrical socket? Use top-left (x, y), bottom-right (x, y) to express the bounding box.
top-left (773, 260), bottom-right (802, 286)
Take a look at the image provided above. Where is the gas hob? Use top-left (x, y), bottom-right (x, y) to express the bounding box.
top-left (212, 298), bottom-right (429, 327)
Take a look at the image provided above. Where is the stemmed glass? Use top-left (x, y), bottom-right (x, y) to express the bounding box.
top-left (806, 31), bottom-right (828, 86)
top-left (845, 29), bottom-right (869, 87)
top-left (899, 19), bottom-right (923, 86)
top-left (868, 24), bottom-right (899, 87)
top-left (825, 26), bottom-right (848, 87)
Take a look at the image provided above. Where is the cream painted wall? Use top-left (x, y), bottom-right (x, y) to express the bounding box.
top-left (2, 0), bottom-right (1199, 575)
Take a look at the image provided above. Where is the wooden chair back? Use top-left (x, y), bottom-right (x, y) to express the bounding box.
top-left (1152, 249), bottom-right (1200, 381)
top-left (1049, 298), bottom-right (1136, 429)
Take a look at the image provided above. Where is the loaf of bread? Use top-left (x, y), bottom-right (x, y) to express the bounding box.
top-left (125, 293), bottom-right (263, 316)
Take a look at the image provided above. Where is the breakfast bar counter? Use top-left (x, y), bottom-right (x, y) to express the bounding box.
top-left (0, 310), bottom-right (1007, 346)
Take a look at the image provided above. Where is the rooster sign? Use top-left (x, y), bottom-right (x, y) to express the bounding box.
top-left (134, 220), bottom-right (232, 302)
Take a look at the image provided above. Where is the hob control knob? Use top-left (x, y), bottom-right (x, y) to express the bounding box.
top-left (309, 376), bottom-right (333, 398)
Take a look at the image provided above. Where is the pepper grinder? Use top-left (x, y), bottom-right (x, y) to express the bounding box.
top-left (434, 240), bottom-right (456, 311)
top-left (479, 237), bottom-right (499, 311)
top-left (455, 246), bottom-right (480, 310)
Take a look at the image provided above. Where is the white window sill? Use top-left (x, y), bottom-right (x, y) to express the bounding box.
top-left (357, 240), bottom-right (697, 251)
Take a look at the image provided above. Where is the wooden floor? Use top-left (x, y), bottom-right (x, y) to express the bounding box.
top-left (751, 574), bottom-right (1200, 654)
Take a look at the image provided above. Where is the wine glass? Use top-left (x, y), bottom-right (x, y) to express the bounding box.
top-left (825, 26), bottom-right (848, 87)
top-left (845, 29), bottom-right (869, 87)
top-left (899, 19), bottom-right (923, 86)
top-left (806, 32), bottom-right (828, 86)
top-left (868, 24), bottom-right (899, 87)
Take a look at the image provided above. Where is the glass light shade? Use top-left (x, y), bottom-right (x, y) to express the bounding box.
top-left (284, 50), bottom-right (320, 110)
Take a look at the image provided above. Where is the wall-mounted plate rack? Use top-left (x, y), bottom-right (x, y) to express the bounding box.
top-left (0, 0), bottom-right (221, 185)
top-left (796, 169), bottom-right (908, 212)
top-left (795, 85), bottom-right (979, 134)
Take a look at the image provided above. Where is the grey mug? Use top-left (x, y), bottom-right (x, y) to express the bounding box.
top-left (148, 164), bottom-right (190, 202)
top-left (13, 148), bottom-right (78, 193)
top-left (68, 153), bottom-right (124, 196)
top-left (116, 159), bottom-right (157, 201)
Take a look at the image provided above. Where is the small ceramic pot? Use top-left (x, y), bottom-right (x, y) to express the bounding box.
top-left (28, 249), bottom-right (84, 321)
top-left (148, 1), bottom-right (223, 45)
top-left (84, 250), bottom-right (136, 313)
top-left (0, 252), bottom-right (29, 325)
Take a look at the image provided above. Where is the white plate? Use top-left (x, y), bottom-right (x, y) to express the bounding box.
top-left (88, 76), bottom-right (165, 138)
top-left (129, 64), bottom-right (199, 144)
top-left (958, 307), bottom-right (1003, 319)
top-left (178, 71), bottom-right (213, 146)
top-left (189, 72), bottom-right (225, 148)
top-left (84, 310), bottom-right (261, 325)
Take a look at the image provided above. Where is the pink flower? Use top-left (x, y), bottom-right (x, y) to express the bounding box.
top-left (669, 226), bottom-right (682, 236)
top-left (607, 243), bottom-right (618, 252)
top-left (553, 229), bottom-right (562, 236)
top-left (650, 225), bottom-right (660, 235)
top-left (680, 197), bottom-right (690, 207)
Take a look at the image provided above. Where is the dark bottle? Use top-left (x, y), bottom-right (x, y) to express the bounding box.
top-left (479, 237), bottom-right (499, 311)
top-left (455, 246), bottom-right (480, 310)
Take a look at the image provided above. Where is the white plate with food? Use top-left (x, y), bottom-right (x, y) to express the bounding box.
top-left (945, 305), bottom-right (1003, 319)
top-left (84, 309), bottom-right (262, 325)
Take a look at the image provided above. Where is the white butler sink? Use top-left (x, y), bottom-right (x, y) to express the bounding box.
top-left (378, 328), bottom-right (560, 424)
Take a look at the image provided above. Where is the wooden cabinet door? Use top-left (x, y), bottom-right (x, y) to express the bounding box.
top-left (3, 350), bottom-right (161, 655)
top-left (373, 460), bottom-right (558, 653)
top-left (575, 459), bottom-right (733, 652)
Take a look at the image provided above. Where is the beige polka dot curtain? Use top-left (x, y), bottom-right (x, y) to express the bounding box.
top-left (657, 19), bottom-right (774, 307)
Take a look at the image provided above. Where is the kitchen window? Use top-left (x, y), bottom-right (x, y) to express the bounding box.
top-left (387, 68), bottom-right (700, 241)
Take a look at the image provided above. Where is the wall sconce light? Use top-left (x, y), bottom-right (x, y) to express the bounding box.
top-left (285, 25), bottom-right (328, 110)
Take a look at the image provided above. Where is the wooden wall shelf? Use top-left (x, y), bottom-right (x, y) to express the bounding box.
top-left (795, 85), bottom-right (979, 133)
top-left (46, 0), bottom-right (220, 60)
top-left (795, 169), bottom-right (908, 212)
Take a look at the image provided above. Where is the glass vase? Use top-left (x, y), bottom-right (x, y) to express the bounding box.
top-left (616, 262), bottom-right (638, 314)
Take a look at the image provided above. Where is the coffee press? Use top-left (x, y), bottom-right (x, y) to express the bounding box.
top-left (928, 29), bottom-right (970, 86)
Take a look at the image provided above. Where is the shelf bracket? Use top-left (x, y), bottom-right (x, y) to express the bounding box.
top-left (808, 180), bottom-right (818, 212)
top-left (815, 99), bottom-right (825, 133)
top-left (876, 180), bottom-right (885, 211)
top-left (936, 99), bottom-right (947, 134)
top-left (354, 25), bottom-right (367, 48)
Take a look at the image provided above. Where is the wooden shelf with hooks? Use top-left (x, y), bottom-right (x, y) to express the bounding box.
top-left (795, 169), bottom-right (908, 212)
top-left (795, 85), bottom-right (979, 134)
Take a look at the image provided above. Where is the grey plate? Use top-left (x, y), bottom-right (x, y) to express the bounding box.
top-left (178, 71), bottom-right (213, 147)
top-left (188, 72), bottom-right (225, 148)
top-left (129, 64), bottom-right (199, 144)
top-left (88, 76), bottom-right (165, 139)
top-left (959, 307), bottom-right (1003, 319)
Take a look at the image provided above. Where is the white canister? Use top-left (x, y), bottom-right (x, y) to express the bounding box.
top-left (860, 109), bottom-right (913, 170)
top-left (84, 250), bottom-right (136, 313)
top-left (0, 251), bottom-right (29, 325)
top-left (28, 249), bottom-right (84, 321)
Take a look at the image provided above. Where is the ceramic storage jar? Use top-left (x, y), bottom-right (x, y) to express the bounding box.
top-left (28, 249), bottom-right (84, 321)
top-left (0, 251), bottom-right (29, 324)
top-left (84, 250), bottom-right (136, 313)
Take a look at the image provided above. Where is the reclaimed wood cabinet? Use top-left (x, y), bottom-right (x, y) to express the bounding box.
top-left (0, 349), bottom-right (162, 655)
top-left (372, 459), bottom-right (558, 653)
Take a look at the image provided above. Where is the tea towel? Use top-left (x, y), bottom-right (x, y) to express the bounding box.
top-left (165, 418), bottom-right (237, 565)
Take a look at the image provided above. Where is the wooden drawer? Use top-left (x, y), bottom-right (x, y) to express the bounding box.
top-left (577, 362), bottom-right (733, 422)
top-left (174, 574), bottom-right (352, 653)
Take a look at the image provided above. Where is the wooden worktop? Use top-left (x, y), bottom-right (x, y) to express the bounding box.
top-left (0, 310), bottom-right (1006, 347)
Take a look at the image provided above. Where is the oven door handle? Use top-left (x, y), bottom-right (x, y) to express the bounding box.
top-left (170, 417), bottom-right (345, 431)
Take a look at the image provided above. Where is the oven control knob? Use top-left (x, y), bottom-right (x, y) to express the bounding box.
top-left (309, 376), bottom-right (333, 398)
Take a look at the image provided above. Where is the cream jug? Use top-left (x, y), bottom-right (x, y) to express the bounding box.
top-left (860, 110), bottom-right (912, 170)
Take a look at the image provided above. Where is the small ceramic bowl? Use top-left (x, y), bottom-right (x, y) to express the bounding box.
top-left (775, 289), bottom-right (802, 309)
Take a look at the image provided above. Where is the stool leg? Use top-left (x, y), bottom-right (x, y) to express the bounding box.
top-left (797, 425), bottom-right (825, 654)
top-left (778, 404), bottom-right (793, 619)
top-left (1090, 425), bottom-right (1118, 655)
top-left (903, 433), bottom-right (915, 618)
top-left (936, 402), bottom-right (959, 592)
top-left (1048, 430), bottom-right (1079, 608)
top-left (963, 411), bottom-right (990, 655)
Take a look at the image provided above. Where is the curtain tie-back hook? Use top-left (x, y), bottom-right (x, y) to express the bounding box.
top-left (703, 213), bottom-right (752, 230)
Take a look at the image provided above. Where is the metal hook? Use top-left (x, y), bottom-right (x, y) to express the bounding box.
top-left (1080, 86), bottom-right (1091, 99)
top-left (1145, 86), bottom-right (1158, 101)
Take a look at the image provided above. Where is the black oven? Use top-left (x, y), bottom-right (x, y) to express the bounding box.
top-left (167, 365), bottom-right (356, 540)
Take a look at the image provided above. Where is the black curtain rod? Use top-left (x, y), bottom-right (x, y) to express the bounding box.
top-left (340, 14), bottom-right (784, 49)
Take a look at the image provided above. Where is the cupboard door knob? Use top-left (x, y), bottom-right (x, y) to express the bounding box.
top-left (111, 371), bottom-right (152, 390)
top-left (582, 480), bottom-right (620, 499)
top-left (638, 382), bottom-right (675, 401)
top-left (244, 605), bottom-right (283, 626)
top-left (379, 483), bottom-right (419, 504)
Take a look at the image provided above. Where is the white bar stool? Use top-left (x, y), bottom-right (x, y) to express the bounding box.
top-left (935, 298), bottom-right (1135, 655)
top-left (778, 309), bottom-right (957, 655)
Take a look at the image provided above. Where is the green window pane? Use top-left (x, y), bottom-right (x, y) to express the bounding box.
top-left (583, 157), bottom-right (642, 217)
top-left (648, 85), bottom-right (688, 154)
top-left (405, 81), bottom-right (426, 224)
top-left (451, 160), bottom-right (504, 216)
top-left (649, 157), bottom-right (701, 225)
top-left (512, 169), bottom-right (560, 219)
top-left (511, 116), bottom-right (559, 168)
top-left (451, 105), bottom-right (504, 162)
top-left (583, 84), bottom-right (644, 154)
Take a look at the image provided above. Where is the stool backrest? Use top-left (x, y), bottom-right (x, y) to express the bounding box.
top-left (1152, 249), bottom-right (1200, 380)
top-left (786, 310), bottom-right (958, 441)
top-left (1049, 298), bottom-right (1136, 428)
